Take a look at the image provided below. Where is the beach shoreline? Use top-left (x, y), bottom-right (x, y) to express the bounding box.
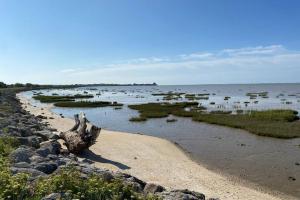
top-left (17, 93), bottom-right (297, 200)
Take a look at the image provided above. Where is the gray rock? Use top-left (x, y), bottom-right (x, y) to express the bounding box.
top-left (10, 167), bottom-right (46, 177)
top-left (34, 130), bottom-right (59, 140)
top-left (159, 189), bottom-right (205, 200)
top-left (144, 183), bottom-right (165, 193)
top-left (30, 155), bottom-right (48, 163)
top-left (17, 136), bottom-right (40, 148)
top-left (34, 162), bottom-right (58, 174)
top-left (41, 193), bottom-right (62, 200)
top-left (36, 140), bottom-right (61, 157)
top-left (13, 162), bottom-right (31, 168)
top-left (9, 147), bottom-right (34, 163)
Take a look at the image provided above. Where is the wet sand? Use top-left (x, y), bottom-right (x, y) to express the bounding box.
top-left (17, 93), bottom-right (297, 200)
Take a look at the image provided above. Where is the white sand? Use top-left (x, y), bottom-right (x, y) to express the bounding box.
top-left (17, 93), bottom-right (295, 200)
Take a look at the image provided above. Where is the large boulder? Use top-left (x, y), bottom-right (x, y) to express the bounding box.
top-left (9, 146), bottom-right (35, 163)
top-left (144, 183), bottom-right (165, 193)
top-left (10, 167), bottom-right (46, 178)
top-left (34, 162), bottom-right (58, 174)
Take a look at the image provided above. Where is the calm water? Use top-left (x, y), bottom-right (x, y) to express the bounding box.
top-left (23, 83), bottom-right (300, 198)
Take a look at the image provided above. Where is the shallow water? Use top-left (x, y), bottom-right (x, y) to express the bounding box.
top-left (23, 83), bottom-right (300, 197)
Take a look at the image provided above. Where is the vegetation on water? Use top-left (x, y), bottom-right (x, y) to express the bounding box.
top-left (54, 101), bottom-right (123, 108)
top-left (129, 102), bottom-right (199, 122)
top-left (193, 110), bottom-right (300, 138)
top-left (33, 95), bottom-right (94, 103)
top-left (128, 102), bottom-right (300, 138)
top-left (152, 92), bottom-right (185, 101)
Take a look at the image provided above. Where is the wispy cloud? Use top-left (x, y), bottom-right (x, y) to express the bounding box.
top-left (58, 45), bottom-right (300, 84)
top-left (60, 68), bottom-right (83, 73)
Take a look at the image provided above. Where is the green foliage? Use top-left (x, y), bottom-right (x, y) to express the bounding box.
top-left (0, 82), bottom-right (7, 88)
top-left (13, 83), bottom-right (25, 88)
top-left (33, 167), bottom-right (150, 199)
top-left (54, 101), bottom-right (123, 108)
top-left (249, 110), bottom-right (299, 122)
top-left (0, 136), bottom-right (20, 157)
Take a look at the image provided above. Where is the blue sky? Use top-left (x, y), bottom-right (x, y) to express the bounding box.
top-left (0, 0), bottom-right (300, 85)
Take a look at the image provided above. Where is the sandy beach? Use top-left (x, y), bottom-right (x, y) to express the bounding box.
top-left (17, 93), bottom-right (296, 200)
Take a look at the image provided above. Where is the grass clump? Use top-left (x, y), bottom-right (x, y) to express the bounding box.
top-left (249, 110), bottom-right (298, 122)
top-left (128, 102), bottom-right (199, 121)
top-left (0, 136), bottom-right (20, 157)
top-left (54, 101), bottom-right (123, 108)
top-left (33, 94), bottom-right (94, 103)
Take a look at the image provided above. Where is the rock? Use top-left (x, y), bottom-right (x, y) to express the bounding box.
top-left (34, 162), bottom-right (58, 174)
top-left (9, 147), bottom-right (35, 163)
top-left (10, 167), bottom-right (46, 177)
top-left (30, 155), bottom-right (48, 163)
top-left (159, 189), bottom-right (205, 200)
top-left (36, 140), bottom-right (61, 157)
top-left (34, 130), bottom-right (59, 140)
top-left (17, 136), bottom-right (40, 148)
top-left (13, 161), bottom-right (31, 168)
top-left (37, 115), bottom-right (47, 119)
top-left (41, 193), bottom-right (63, 200)
top-left (144, 183), bottom-right (165, 193)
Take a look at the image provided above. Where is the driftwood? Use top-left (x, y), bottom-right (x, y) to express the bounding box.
top-left (60, 113), bottom-right (101, 154)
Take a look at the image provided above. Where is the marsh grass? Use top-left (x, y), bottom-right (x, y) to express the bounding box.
top-left (54, 101), bottom-right (123, 108)
top-left (193, 110), bottom-right (300, 138)
top-left (33, 94), bottom-right (94, 103)
top-left (128, 102), bottom-right (300, 138)
top-left (128, 102), bottom-right (199, 120)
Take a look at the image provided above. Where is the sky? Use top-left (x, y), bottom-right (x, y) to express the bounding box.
top-left (0, 0), bottom-right (300, 85)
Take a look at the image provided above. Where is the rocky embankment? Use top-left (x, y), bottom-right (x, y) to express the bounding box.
top-left (0, 89), bottom-right (212, 200)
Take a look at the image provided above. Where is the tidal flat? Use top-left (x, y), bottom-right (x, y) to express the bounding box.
top-left (23, 83), bottom-right (300, 198)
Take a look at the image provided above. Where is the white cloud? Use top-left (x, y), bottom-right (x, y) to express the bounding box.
top-left (220, 45), bottom-right (286, 56)
top-left (57, 45), bottom-right (300, 84)
top-left (60, 68), bottom-right (83, 73)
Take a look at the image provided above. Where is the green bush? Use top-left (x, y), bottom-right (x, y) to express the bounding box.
top-left (0, 136), bottom-right (20, 157)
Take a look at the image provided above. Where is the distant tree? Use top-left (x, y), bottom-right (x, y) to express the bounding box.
top-left (25, 83), bottom-right (33, 88)
top-left (14, 83), bottom-right (24, 88)
top-left (0, 82), bottom-right (7, 88)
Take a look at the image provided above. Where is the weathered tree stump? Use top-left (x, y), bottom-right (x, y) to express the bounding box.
top-left (59, 113), bottom-right (101, 154)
